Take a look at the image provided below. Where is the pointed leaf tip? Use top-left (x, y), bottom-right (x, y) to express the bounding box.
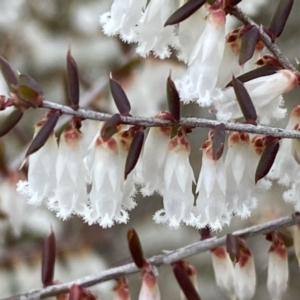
top-left (127, 228), bottom-right (144, 268)
top-left (239, 27), bottom-right (259, 66)
top-left (164, 0), bottom-right (206, 26)
top-left (67, 50), bottom-right (80, 110)
top-left (172, 263), bottom-right (201, 300)
top-left (167, 72), bottom-right (180, 122)
top-left (109, 77), bottom-right (131, 115)
top-left (0, 55), bottom-right (18, 91)
top-left (124, 130), bottom-right (144, 179)
top-left (42, 229), bottom-right (56, 287)
top-left (232, 76), bottom-right (257, 123)
top-left (269, 0), bottom-right (293, 39)
top-left (26, 111), bottom-right (60, 158)
top-left (255, 138), bottom-right (280, 183)
top-left (212, 123), bottom-right (225, 160)
top-left (226, 233), bottom-right (239, 263)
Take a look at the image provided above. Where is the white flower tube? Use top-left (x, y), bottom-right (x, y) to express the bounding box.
top-left (17, 117), bottom-right (58, 205)
top-left (84, 135), bottom-right (127, 228)
top-left (267, 235), bottom-right (288, 300)
top-left (140, 117), bottom-right (171, 196)
top-left (48, 121), bottom-right (88, 220)
top-left (211, 246), bottom-right (235, 299)
top-left (100, 0), bottom-right (146, 42)
top-left (175, 6), bottom-right (226, 106)
top-left (135, 0), bottom-right (180, 59)
top-left (153, 127), bottom-right (195, 229)
top-left (215, 69), bottom-right (298, 124)
top-left (195, 137), bottom-right (229, 230)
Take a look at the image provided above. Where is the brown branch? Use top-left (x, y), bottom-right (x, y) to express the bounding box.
top-left (227, 5), bottom-right (298, 72)
top-left (5, 213), bottom-right (300, 300)
top-left (42, 100), bottom-right (300, 139)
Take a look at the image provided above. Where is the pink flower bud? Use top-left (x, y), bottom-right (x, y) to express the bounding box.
top-left (113, 277), bottom-right (131, 300)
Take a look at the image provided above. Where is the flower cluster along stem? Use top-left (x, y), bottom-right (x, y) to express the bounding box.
top-left (42, 101), bottom-right (300, 139)
top-left (5, 213), bottom-right (300, 300)
top-left (227, 6), bottom-right (298, 72)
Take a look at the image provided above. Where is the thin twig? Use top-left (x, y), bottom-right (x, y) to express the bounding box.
top-left (228, 6), bottom-right (298, 72)
top-left (41, 100), bottom-right (300, 139)
top-left (5, 213), bottom-right (300, 300)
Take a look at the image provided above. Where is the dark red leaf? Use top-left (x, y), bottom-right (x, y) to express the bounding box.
top-left (269, 0), bottom-right (293, 39)
top-left (101, 113), bottom-right (121, 139)
top-left (109, 77), bottom-right (131, 115)
top-left (41, 229), bottom-right (56, 287)
top-left (198, 226), bottom-right (212, 241)
top-left (212, 123), bottom-right (225, 160)
top-left (67, 50), bottom-right (80, 110)
top-left (239, 27), bottom-right (259, 65)
top-left (232, 76), bottom-right (257, 123)
top-left (127, 228), bottom-right (144, 269)
top-left (16, 84), bottom-right (43, 108)
top-left (25, 111), bottom-right (60, 157)
top-left (255, 138), bottom-right (280, 183)
top-left (124, 130), bottom-right (144, 179)
top-left (0, 55), bottom-right (18, 91)
top-left (19, 73), bottom-right (44, 96)
top-left (226, 65), bottom-right (281, 87)
top-left (167, 72), bottom-right (180, 122)
top-left (172, 263), bottom-right (201, 300)
top-left (226, 233), bottom-right (239, 263)
top-left (164, 0), bottom-right (206, 26)
top-left (0, 109), bottom-right (23, 137)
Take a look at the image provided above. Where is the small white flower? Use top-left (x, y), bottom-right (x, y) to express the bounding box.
top-left (234, 242), bottom-right (256, 300)
top-left (17, 118), bottom-right (58, 206)
top-left (153, 127), bottom-right (195, 229)
top-left (84, 134), bottom-right (128, 228)
top-left (100, 0), bottom-right (146, 42)
top-left (267, 235), bottom-right (288, 300)
top-left (135, 0), bottom-right (180, 59)
top-left (175, 6), bottom-right (226, 106)
top-left (211, 246), bottom-right (235, 298)
top-left (268, 106), bottom-right (300, 186)
top-left (225, 132), bottom-right (257, 219)
top-left (214, 69), bottom-right (298, 124)
top-left (48, 120), bottom-right (88, 220)
top-left (140, 116), bottom-right (171, 196)
top-left (195, 136), bottom-right (229, 231)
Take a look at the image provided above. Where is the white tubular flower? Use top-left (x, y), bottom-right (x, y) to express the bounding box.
top-left (140, 113), bottom-right (172, 196)
top-left (225, 132), bottom-right (257, 219)
top-left (17, 118), bottom-right (58, 206)
top-left (175, 5), bottom-right (206, 63)
top-left (135, 0), bottom-right (180, 59)
top-left (195, 137), bottom-right (229, 231)
top-left (268, 106), bottom-right (300, 186)
top-left (84, 134), bottom-right (127, 228)
top-left (153, 127), bottom-right (195, 229)
top-left (100, 0), bottom-right (146, 42)
top-left (211, 246), bottom-right (235, 299)
top-left (175, 5), bottom-right (226, 106)
top-left (139, 262), bottom-right (160, 300)
top-left (234, 242), bottom-right (256, 300)
top-left (215, 69), bottom-right (298, 124)
top-left (267, 234), bottom-right (288, 300)
top-left (48, 120), bottom-right (88, 220)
